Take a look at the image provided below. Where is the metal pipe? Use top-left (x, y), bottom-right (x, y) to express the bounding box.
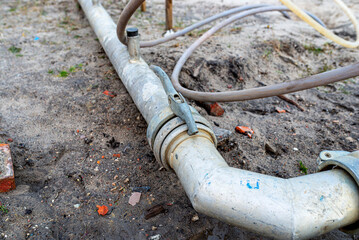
top-left (78, 1), bottom-right (359, 239)
top-left (167, 136), bottom-right (359, 239)
top-left (78, 0), bottom-right (168, 123)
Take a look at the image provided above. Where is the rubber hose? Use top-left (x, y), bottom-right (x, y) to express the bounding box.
top-left (117, 0), bottom-right (145, 45)
top-left (171, 6), bottom-right (359, 102)
top-left (280, 0), bottom-right (359, 48)
top-left (116, 1), bottom-right (326, 47)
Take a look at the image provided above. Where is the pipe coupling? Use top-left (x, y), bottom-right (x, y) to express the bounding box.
top-left (317, 150), bottom-right (359, 234)
top-left (147, 106), bottom-right (216, 169)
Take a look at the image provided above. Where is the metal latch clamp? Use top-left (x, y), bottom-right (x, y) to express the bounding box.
top-left (150, 65), bottom-right (198, 136)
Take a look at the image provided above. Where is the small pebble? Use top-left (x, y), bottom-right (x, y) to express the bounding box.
top-left (191, 214), bottom-right (199, 222)
top-left (346, 137), bottom-right (355, 142)
top-left (293, 148), bottom-right (299, 151)
top-left (149, 234), bottom-right (161, 240)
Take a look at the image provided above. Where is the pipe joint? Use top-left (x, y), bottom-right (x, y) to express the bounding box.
top-left (317, 150), bottom-right (359, 234)
top-left (147, 106), bottom-right (216, 169)
top-left (127, 27), bottom-right (140, 62)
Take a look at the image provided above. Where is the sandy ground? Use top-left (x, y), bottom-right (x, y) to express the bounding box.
top-left (0, 0), bottom-right (358, 239)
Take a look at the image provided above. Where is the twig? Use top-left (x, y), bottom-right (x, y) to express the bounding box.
top-left (277, 95), bottom-right (305, 111)
top-left (257, 81), bottom-right (304, 111)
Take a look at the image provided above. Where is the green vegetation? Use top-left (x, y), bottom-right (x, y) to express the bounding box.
top-left (8, 46), bottom-right (21, 54)
top-left (299, 161), bottom-right (308, 175)
top-left (174, 21), bottom-right (185, 30)
top-left (262, 48), bottom-right (273, 59)
top-left (303, 44), bottom-right (324, 55)
top-left (57, 64), bottom-right (83, 78)
top-left (57, 16), bottom-right (79, 32)
top-left (230, 26), bottom-right (242, 33)
top-left (188, 28), bottom-right (210, 37)
top-left (318, 64), bottom-right (333, 73)
top-left (59, 71), bottom-right (69, 78)
top-left (0, 203), bottom-right (9, 214)
top-left (338, 86), bottom-right (350, 95)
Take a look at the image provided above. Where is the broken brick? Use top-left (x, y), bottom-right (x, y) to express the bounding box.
top-left (0, 144), bottom-right (16, 193)
top-left (276, 108), bottom-right (286, 113)
top-left (196, 102), bottom-right (224, 116)
top-left (235, 126), bottom-right (254, 138)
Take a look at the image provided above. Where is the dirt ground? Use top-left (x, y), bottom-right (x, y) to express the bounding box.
top-left (0, 0), bottom-right (358, 239)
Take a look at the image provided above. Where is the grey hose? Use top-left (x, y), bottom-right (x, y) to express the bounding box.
top-left (117, 0), bottom-right (145, 45)
top-left (116, 1), bottom-right (326, 47)
top-left (171, 5), bottom-right (359, 102)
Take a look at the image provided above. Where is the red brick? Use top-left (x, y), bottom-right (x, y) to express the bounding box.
top-left (197, 102), bottom-right (224, 116)
top-left (0, 144), bottom-right (16, 193)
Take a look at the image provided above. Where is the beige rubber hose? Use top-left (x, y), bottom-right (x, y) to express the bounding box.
top-left (279, 0), bottom-right (359, 48)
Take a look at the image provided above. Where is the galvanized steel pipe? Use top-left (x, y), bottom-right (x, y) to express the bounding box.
top-left (78, 1), bottom-right (359, 239)
top-left (168, 136), bottom-right (359, 239)
top-left (78, 0), bottom-right (168, 123)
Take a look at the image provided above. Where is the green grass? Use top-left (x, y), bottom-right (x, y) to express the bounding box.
top-left (0, 204), bottom-right (9, 214)
top-left (338, 86), bottom-right (351, 95)
top-left (299, 161), bottom-right (308, 174)
top-left (188, 28), bottom-right (210, 37)
top-left (174, 21), bottom-right (185, 30)
top-left (58, 71), bottom-right (69, 78)
top-left (57, 64), bottom-right (83, 78)
top-left (318, 64), bottom-right (333, 73)
top-left (304, 44), bottom-right (324, 55)
top-left (8, 46), bottom-right (21, 54)
top-left (262, 48), bottom-right (272, 59)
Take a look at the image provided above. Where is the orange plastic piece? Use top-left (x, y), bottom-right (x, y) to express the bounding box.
top-left (235, 126), bottom-right (254, 138)
top-left (96, 205), bottom-right (109, 216)
top-left (103, 90), bottom-right (117, 98)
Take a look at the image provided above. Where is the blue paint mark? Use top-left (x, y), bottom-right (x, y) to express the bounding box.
top-left (246, 179), bottom-right (260, 189)
top-left (320, 195), bottom-right (324, 201)
top-left (254, 181), bottom-right (260, 189)
top-left (34, 36), bottom-right (39, 41)
top-left (208, 182), bottom-right (211, 185)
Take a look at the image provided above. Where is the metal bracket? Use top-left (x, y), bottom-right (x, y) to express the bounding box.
top-left (317, 150), bottom-right (359, 234)
top-left (150, 65), bottom-right (198, 136)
